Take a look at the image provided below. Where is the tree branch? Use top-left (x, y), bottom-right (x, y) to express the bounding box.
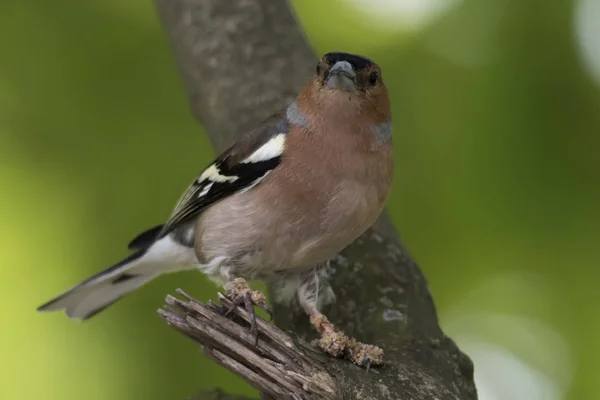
top-left (155, 0), bottom-right (478, 398)
top-left (160, 290), bottom-right (337, 399)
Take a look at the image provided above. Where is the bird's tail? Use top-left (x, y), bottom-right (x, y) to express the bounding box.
top-left (38, 235), bottom-right (198, 320)
top-left (37, 250), bottom-right (159, 320)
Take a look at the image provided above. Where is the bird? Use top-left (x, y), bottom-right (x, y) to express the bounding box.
top-left (37, 51), bottom-right (394, 366)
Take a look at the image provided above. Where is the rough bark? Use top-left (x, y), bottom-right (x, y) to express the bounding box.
top-left (154, 0), bottom-right (478, 399)
top-left (161, 291), bottom-right (338, 399)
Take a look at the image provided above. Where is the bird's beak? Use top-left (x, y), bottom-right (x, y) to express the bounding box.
top-left (326, 61), bottom-right (357, 91)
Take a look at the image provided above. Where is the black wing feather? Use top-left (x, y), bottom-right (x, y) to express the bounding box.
top-left (155, 114), bottom-right (289, 239)
top-left (160, 156), bottom-right (281, 235)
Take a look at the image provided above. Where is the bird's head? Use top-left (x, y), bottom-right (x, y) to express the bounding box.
top-left (296, 52), bottom-right (391, 127)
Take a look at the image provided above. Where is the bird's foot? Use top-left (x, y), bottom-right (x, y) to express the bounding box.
top-left (223, 278), bottom-right (271, 344)
top-left (310, 313), bottom-right (384, 368)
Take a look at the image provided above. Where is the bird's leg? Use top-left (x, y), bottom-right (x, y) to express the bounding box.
top-left (223, 277), bottom-right (271, 344)
top-left (297, 267), bottom-right (384, 367)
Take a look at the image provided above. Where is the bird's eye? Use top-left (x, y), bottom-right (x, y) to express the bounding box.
top-left (369, 71), bottom-right (379, 85)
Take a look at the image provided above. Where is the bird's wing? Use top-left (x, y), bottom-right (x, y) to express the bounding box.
top-left (157, 113), bottom-right (290, 239)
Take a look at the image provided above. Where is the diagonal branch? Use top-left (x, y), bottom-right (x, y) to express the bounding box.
top-left (154, 0), bottom-right (478, 398)
top-left (160, 290), bottom-right (338, 400)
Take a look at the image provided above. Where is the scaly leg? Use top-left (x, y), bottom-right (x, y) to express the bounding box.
top-left (223, 277), bottom-right (271, 344)
top-left (297, 267), bottom-right (384, 368)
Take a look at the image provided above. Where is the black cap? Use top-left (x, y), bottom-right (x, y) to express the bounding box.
top-left (323, 52), bottom-right (375, 71)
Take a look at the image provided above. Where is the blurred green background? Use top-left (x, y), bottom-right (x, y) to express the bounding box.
top-left (1, 0), bottom-right (598, 399)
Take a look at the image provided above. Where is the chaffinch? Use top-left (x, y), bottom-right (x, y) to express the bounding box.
top-left (38, 52), bottom-right (393, 366)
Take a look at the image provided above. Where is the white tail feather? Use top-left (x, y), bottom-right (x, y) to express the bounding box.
top-left (38, 236), bottom-right (199, 320)
top-left (65, 274), bottom-right (157, 320)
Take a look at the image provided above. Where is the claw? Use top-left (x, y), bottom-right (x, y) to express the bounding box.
top-left (224, 295), bottom-right (245, 316)
top-left (236, 293), bottom-right (257, 345)
top-left (222, 278), bottom-right (269, 345)
top-left (308, 308), bottom-right (384, 368)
